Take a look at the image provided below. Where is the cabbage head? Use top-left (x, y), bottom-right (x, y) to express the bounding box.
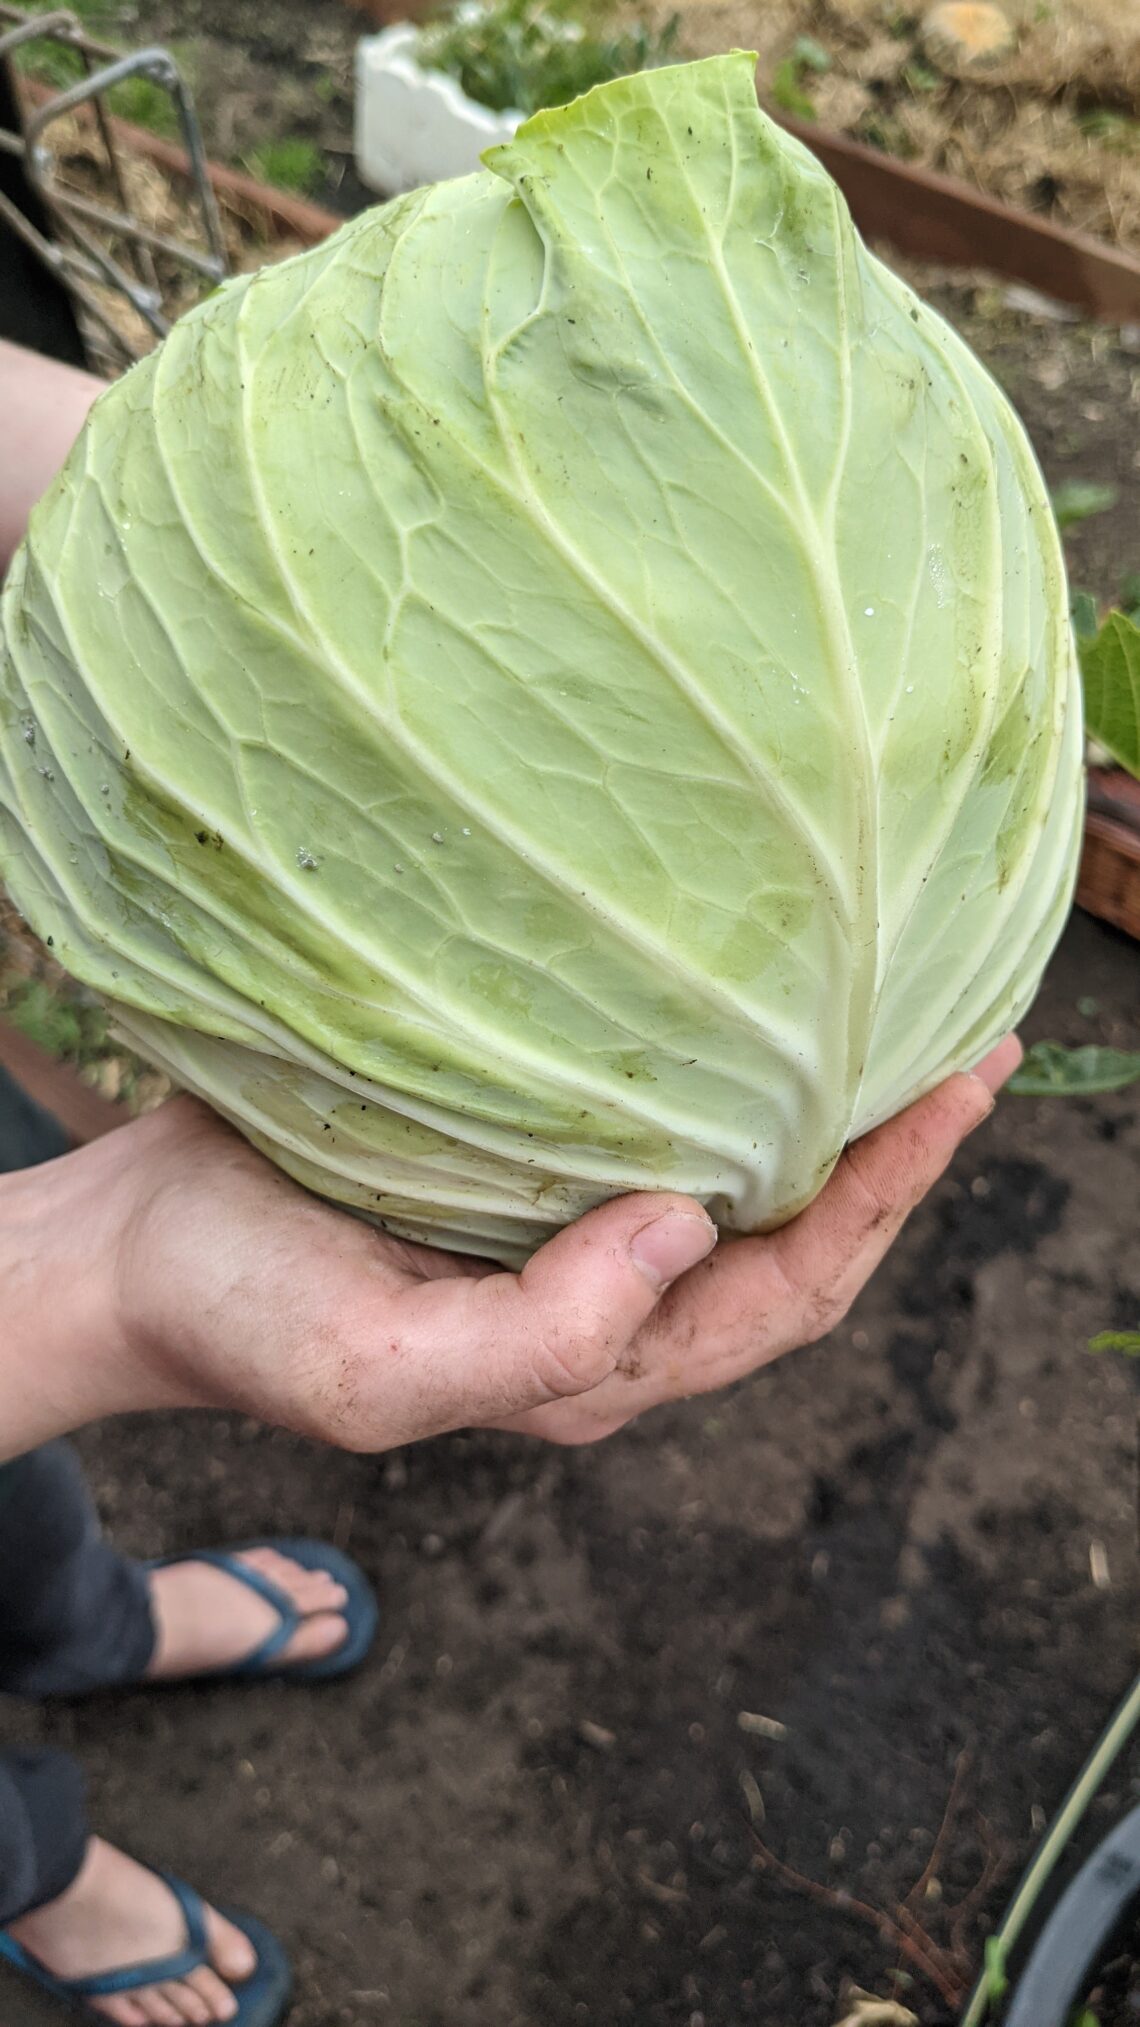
top-left (0, 53), bottom-right (1083, 1264)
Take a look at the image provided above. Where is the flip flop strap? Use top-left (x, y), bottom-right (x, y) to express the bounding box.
top-left (0, 1871), bottom-right (210, 1998)
top-left (177, 1549), bottom-right (302, 1675)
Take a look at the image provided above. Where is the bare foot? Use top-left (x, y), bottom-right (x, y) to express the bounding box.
top-left (8, 1838), bottom-right (256, 2025)
top-left (146, 1547), bottom-right (348, 1679)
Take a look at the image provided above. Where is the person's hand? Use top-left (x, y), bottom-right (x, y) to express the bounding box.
top-left (499, 1034), bottom-right (1021, 1442)
top-left (3, 1037), bottom-right (1018, 1456)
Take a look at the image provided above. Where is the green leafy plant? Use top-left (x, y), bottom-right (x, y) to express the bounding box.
top-left (244, 138), bottom-right (325, 197)
top-left (0, 56), bottom-right (1084, 1265)
top-left (17, 0), bottom-right (114, 24)
top-left (903, 60), bottom-right (942, 93)
top-left (1089, 1330), bottom-right (1140, 1356)
top-left (1081, 607), bottom-right (1140, 777)
top-left (981, 1937), bottom-right (1009, 2007)
top-left (1050, 478), bottom-right (1118, 530)
top-left (417, 0), bottom-right (679, 118)
top-left (1077, 107), bottom-right (1140, 151)
top-left (106, 75), bottom-right (179, 138)
top-left (1008, 600), bottom-right (1139, 1104)
top-left (1, 975), bottom-right (103, 1061)
top-left (11, 0), bottom-right (114, 78)
top-left (1009, 1043), bottom-right (1140, 1096)
top-left (13, 37), bottom-right (85, 87)
top-left (771, 34), bottom-right (832, 120)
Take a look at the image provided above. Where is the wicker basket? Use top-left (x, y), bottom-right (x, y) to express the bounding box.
top-left (1078, 768), bottom-right (1140, 943)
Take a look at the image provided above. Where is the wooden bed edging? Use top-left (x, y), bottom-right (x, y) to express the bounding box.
top-left (100, 97), bottom-right (1140, 321)
top-left (777, 112), bottom-right (1140, 325)
top-left (1079, 770), bottom-right (1140, 942)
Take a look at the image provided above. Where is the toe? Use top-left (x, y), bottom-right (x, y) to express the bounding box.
top-left (298, 1572), bottom-right (348, 1608)
top-left (237, 1547), bottom-right (283, 1582)
top-left (289, 1574), bottom-right (347, 1619)
top-left (93, 2000), bottom-right (149, 2027)
top-left (206, 1909), bottom-right (257, 1985)
top-left (282, 1609), bottom-right (349, 1665)
top-left (136, 1992), bottom-right (184, 2027)
top-left (158, 1981), bottom-right (210, 2024)
top-left (235, 1548), bottom-right (352, 1632)
top-left (185, 1967), bottom-right (238, 2021)
top-left (241, 1549), bottom-right (345, 1607)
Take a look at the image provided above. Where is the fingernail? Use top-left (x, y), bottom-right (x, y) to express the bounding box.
top-left (629, 1209), bottom-right (717, 1291)
top-left (968, 1032), bottom-right (1023, 1097)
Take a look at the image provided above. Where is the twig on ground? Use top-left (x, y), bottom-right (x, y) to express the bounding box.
top-left (905, 1748), bottom-right (972, 1918)
top-left (749, 1832), bottom-right (966, 2011)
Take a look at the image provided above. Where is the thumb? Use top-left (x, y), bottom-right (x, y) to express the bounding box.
top-left (764, 1032), bottom-right (1022, 1340)
top-left (412, 1193), bottom-right (718, 1429)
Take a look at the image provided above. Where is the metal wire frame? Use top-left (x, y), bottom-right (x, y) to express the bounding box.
top-left (0, 2), bottom-right (229, 366)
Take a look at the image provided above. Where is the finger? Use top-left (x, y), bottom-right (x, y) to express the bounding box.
top-left (968, 1031), bottom-right (1024, 1095)
top-left (767, 1050), bottom-right (1013, 1339)
top-left (371, 1193), bottom-right (718, 1439)
top-left (489, 1040), bottom-right (1024, 1442)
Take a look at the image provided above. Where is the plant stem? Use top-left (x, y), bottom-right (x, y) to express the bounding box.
top-left (959, 1667), bottom-right (1140, 2026)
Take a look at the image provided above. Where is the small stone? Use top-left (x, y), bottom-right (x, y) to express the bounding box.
top-left (922, 1), bottom-right (1015, 71)
top-left (578, 1718), bottom-right (617, 1750)
top-left (737, 1710), bottom-right (787, 1740)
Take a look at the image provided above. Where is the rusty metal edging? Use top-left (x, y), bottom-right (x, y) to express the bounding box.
top-left (18, 79), bottom-right (343, 247)
top-left (121, 121), bottom-right (344, 246)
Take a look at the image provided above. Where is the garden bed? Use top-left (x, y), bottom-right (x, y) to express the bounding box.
top-left (1, 903), bottom-right (1138, 2027)
top-left (15, 0), bottom-right (1140, 265)
top-left (2, 20), bottom-right (1140, 2020)
top-left (2, 272), bottom-right (1140, 2021)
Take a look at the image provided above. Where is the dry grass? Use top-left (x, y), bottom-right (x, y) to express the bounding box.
top-left (37, 110), bottom-right (309, 362)
top-left (653, 0), bottom-right (1140, 253)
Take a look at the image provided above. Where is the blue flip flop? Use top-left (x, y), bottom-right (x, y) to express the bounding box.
top-left (146, 1537), bottom-right (379, 1684)
top-left (0, 1869), bottom-right (291, 2025)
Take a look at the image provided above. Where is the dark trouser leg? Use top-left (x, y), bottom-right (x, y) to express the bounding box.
top-left (0, 1061), bottom-right (70, 1172)
top-left (0, 1750), bottom-right (87, 1924)
top-left (0, 1075), bottom-right (132, 1919)
top-left (0, 1443), bottom-right (155, 1697)
top-left (0, 1068), bottom-right (155, 1690)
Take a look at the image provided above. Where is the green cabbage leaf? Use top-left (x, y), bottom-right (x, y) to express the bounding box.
top-left (0, 54), bottom-right (1084, 1262)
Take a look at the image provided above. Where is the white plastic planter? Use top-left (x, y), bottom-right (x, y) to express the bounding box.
top-left (355, 23), bottom-right (522, 196)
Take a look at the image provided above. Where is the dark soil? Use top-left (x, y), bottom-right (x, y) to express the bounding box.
top-left (1, 910), bottom-right (1138, 2027)
top-left (914, 271), bottom-right (1140, 616)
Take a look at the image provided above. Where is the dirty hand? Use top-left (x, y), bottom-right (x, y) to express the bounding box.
top-left (3, 1037), bottom-right (1018, 1457)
